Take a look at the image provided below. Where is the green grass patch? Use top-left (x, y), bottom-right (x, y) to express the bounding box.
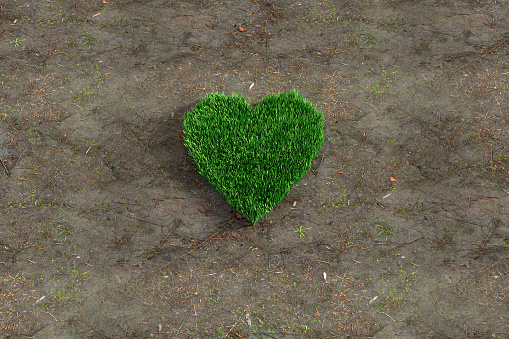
top-left (184, 90), bottom-right (324, 224)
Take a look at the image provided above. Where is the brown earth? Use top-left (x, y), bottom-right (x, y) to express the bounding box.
top-left (0, 0), bottom-right (508, 338)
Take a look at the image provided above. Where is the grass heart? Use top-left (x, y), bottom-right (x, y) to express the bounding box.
top-left (183, 89), bottom-right (324, 224)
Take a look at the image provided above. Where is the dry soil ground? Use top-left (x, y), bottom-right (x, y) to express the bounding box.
top-left (0, 0), bottom-right (509, 338)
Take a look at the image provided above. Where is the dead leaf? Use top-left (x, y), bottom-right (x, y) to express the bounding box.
top-left (238, 27), bottom-right (246, 32)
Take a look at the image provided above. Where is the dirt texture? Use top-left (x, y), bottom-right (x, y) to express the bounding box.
top-left (0, 0), bottom-right (508, 338)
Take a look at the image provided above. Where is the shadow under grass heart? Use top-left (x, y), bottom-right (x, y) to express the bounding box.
top-left (183, 89), bottom-right (324, 224)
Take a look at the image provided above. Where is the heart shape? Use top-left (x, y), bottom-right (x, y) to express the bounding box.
top-left (183, 90), bottom-right (324, 224)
